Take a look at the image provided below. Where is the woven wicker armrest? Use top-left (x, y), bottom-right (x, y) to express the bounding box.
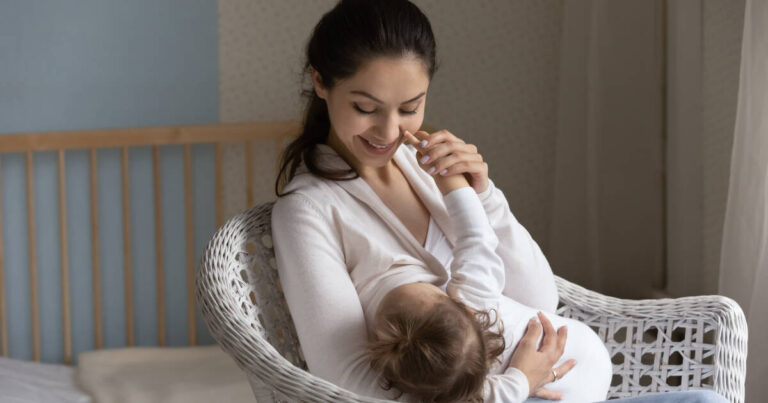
top-left (553, 276), bottom-right (747, 403)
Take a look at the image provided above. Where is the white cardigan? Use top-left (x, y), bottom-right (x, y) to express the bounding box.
top-left (271, 142), bottom-right (560, 401)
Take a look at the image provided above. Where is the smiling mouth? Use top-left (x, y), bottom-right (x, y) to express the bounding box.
top-left (361, 137), bottom-right (397, 151)
top-left (364, 138), bottom-right (392, 149)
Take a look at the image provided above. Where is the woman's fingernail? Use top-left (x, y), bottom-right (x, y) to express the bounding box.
top-left (420, 155), bottom-right (430, 164)
top-left (419, 140), bottom-right (428, 148)
top-left (427, 167), bottom-right (435, 174)
top-left (440, 169), bottom-right (448, 175)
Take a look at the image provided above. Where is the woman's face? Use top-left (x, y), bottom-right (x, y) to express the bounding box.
top-left (312, 55), bottom-right (430, 174)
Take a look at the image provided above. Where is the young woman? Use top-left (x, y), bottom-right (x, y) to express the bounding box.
top-left (271, 1), bottom-right (728, 402)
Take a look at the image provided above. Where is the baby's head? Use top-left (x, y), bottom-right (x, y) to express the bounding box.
top-left (367, 282), bottom-right (504, 403)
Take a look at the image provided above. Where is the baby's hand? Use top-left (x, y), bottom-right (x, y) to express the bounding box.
top-left (404, 130), bottom-right (470, 195)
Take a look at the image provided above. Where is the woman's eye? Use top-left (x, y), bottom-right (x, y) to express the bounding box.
top-left (353, 103), bottom-right (419, 115)
top-left (353, 104), bottom-right (375, 114)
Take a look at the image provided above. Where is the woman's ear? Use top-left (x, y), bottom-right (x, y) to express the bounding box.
top-left (311, 67), bottom-right (328, 100)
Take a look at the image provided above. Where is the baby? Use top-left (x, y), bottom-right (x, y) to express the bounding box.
top-left (366, 135), bottom-right (612, 402)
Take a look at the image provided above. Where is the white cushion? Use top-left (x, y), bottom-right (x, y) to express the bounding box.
top-left (76, 345), bottom-right (255, 403)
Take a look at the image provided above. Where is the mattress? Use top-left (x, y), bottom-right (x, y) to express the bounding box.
top-left (0, 345), bottom-right (255, 403)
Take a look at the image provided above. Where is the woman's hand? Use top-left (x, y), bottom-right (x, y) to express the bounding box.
top-left (404, 129), bottom-right (489, 194)
top-left (508, 312), bottom-right (576, 400)
top-left (404, 130), bottom-right (469, 195)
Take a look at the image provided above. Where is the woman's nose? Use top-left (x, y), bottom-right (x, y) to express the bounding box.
top-left (380, 115), bottom-right (403, 143)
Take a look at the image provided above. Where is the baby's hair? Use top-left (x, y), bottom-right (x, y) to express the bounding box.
top-left (367, 295), bottom-right (505, 403)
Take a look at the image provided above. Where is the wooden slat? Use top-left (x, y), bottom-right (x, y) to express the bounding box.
top-left (153, 146), bottom-right (166, 346)
top-left (121, 147), bottom-right (134, 347)
top-left (183, 144), bottom-right (195, 346)
top-left (214, 144), bottom-right (223, 229)
top-left (0, 157), bottom-right (7, 357)
top-left (89, 149), bottom-right (103, 350)
top-left (244, 141), bottom-right (254, 208)
top-left (0, 122), bottom-right (301, 153)
top-left (25, 151), bottom-right (40, 361)
top-left (57, 150), bottom-right (72, 365)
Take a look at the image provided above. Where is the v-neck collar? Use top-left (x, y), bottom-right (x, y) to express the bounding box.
top-left (313, 143), bottom-right (455, 278)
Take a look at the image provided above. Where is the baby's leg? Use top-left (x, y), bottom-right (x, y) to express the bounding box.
top-left (499, 297), bottom-right (613, 403)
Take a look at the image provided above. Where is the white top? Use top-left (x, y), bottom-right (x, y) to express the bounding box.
top-left (271, 142), bottom-right (561, 402)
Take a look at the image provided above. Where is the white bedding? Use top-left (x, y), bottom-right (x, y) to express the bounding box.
top-left (0, 356), bottom-right (90, 403)
top-left (0, 345), bottom-right (255, 403)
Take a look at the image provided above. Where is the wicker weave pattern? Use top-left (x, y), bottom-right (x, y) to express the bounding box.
top-left (554, 278), bottom-right (747, 402)
top-left (196, 202), bottom-right (747, 403)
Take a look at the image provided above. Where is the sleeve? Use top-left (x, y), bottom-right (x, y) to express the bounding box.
top-left (476, 178), bottom-right (559, 313)
top-left (443, 186), bottom-right (505, 311)
top-left (271, 194), bottom-right (404, 401)
top-left (483, 367), bottom-right (530, 403)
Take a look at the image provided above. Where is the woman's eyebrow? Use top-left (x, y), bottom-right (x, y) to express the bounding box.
top-left (350, 90), bottom-right (425, 105)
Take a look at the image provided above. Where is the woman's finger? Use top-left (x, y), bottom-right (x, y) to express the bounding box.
top-left (420, 129), bottom-right (463, 149)
top-left (421, 142), bottom-right (479, 166)
top-left (403, 130), bottom-right (424, 147)
top-left (553, 359), bottom-right (577, 381)
top-left (430, 155), bottom-right (484, 177)
top-left (426, 153), bottom-right (461, 175)
top-left (519, 317), bottom-right (542, 348)
top-left (534, 388), bottom-right (563, 401)
top-left (556, 326), bottom-right (568, 355)
top-left (404, 131), bottom-right (431, 164)
top-left (538, 312), bottom-right (557, 352)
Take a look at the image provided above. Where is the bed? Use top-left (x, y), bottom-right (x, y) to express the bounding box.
top-left (0, 122), bottom-right (295, 402)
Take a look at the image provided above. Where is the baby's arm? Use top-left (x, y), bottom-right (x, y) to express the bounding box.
top-left (436, 173), bottom-right (505, 311)
top-left (439, 175), bottom-right (533, 401)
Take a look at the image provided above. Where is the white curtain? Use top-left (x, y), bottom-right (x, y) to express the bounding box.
top-left (550, 1), bottom-right (666, 298)
top-left (718, 0), bottom-right (768, 401)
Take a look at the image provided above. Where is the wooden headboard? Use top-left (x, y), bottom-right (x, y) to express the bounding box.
top-left (0, 121), bottom-right (298, 365)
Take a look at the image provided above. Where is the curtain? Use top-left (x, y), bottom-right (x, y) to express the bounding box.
top-left (550, 1), bottom-right (665, 299)
top-left (717, 0), bottom-right (768, 401)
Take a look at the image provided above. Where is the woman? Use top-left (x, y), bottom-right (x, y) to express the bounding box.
top-left (271, 1), bottom-right (728, 402)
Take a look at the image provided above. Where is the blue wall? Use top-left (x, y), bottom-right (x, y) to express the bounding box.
top-left (0, 0), bottom-right (219, 363)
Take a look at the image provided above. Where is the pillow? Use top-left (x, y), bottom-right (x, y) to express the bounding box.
top-left (0, 356), bottom-right (92, 403)
top-left (76, 345), bottom-right (255, 403)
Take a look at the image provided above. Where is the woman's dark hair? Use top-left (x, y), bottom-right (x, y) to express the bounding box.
top-left (275, 0), bottom-right (439, 197)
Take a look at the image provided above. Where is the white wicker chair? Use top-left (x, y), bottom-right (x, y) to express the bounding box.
top-left (196, 202), bottom-right (748, 403)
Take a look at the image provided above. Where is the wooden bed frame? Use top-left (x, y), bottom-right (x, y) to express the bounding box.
top-left (0, 121), bottom-right (299, 365)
